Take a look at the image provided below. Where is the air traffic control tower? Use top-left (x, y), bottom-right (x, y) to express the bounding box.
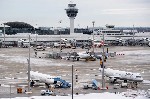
top-left (65, 3), bottom-right (78, 34)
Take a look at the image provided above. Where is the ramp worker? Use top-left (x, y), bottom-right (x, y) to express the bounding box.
top-left (100, 58), bottom-right (105, 68)
top-left (100, 58), bottom-right (103, 68)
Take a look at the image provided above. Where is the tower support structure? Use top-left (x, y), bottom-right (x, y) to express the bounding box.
top-left (70, 17), bottom-right (74, 34)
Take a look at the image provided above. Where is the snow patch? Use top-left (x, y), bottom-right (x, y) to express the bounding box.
top-left (1, 92), bottom-right (148, 99)
top-left (0, 54), bottom-right (70, 66)
top-left (143, 80), bottom-right (150, 84)
top-left (1, 84), bottom-right (15, 87)
top-left (117, 50), bottom-right (150, 56)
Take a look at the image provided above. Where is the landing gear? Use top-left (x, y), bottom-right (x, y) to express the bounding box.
top-left (45, 83), bottom-right (50, 88)
top-left (30, 80), bottom-right (35, 87)
top-left (124, 80), bottom-right (127, 83)
top-left (112, 79), bottom-right (117, 83)
top-left (77, 57), bottom-right (79, 61)
top-left (132, 82), bottom-right (138, 88)
top-left (110, 78), bottom-right (117, 84)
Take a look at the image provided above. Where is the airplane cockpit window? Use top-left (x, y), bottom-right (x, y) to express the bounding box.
top-left (136, 76), bottom-right (141, 78)
top-left (48, 78), bottom-right (51, 79)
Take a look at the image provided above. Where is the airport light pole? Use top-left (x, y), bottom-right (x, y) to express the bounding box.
top-left (92, 21), bottom-right (95, 53)
top-left (28, 35), bottom-right (31, 92)
top-left (35, 24), bottom-right (37, 47)
top-left (102, 27), bottom-right (105, 89)
top-left (59, 20), bottom-right (62, 55)
top-left (9, 74), bottom-right (12, 99)
top-left (72, 65), bottom-right (74, 99)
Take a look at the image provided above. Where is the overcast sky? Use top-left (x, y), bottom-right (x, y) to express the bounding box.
top-left (0, 0), bottom-right (150, 28)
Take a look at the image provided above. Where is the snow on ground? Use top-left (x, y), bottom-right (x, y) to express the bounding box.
top-left (0, 54), bottom-right (69, 66)
top-left (143, 80), bottom-right (150, 84)
top-left (9, 56), bottom-right (63, 66)
top-left (143, 80), bottom-right (150, 86)
top-left (1, 92), bottom-right (148, 99)
top-left (117, 50), bottom-right (150, 56)
top-left (116, 50), bottom-right (150, 65)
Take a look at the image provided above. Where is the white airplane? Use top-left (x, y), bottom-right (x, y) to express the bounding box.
top-left (30, 71), bottom-right (57, 86)
top-left (99, 68), bottom-right (143, 83)
top-left (18, 38), bottom-right (34, 48)
top-left (30, 71), bottom-right (71, 88)
top-left (66, 51), bottom-right (91, 61)
top-left (77, 51), bottom-right (91, 59)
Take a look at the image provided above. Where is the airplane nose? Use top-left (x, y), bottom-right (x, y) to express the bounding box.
top-left (137, 78), bottom-right (143, 82)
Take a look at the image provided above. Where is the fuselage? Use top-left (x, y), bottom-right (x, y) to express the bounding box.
top-left (77, 52), bottom-right (91, 59)
top-left (30, 71), bottom-right (56, 84)
top-left (99, 68), bottom-right (143, 82)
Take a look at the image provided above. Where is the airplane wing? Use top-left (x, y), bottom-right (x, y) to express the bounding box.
top-left (109, 76), bottom-right (121, 83)
top-left (109, 76), bottom-right (120, 79)
top-left (30, 78), bottom-right (40, 82)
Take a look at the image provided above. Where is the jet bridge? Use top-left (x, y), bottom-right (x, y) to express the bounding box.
top-left (92, 79), bottom-right (100, 90)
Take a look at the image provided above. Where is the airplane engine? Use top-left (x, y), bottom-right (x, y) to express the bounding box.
top-left (110, 78), bottom-right (117, 83)
top-left (30, 80), bottom-right (35, 87)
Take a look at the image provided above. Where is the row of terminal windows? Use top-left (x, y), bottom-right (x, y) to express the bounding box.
top-left (67, 14), bottom-right (77, 17)
top-left (106, 34), bottom-right (122, 35)
top-left (97, 33), bottom-right (122, 35)
top-left (101, 31), bottom-right (121, 33)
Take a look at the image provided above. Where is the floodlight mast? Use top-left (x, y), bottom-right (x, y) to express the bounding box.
top-left (92, 21), bottom-right (95, 53)
top-left (28, 35), bottom-right (31, 92)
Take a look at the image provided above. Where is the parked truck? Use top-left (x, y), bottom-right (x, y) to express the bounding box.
top-left (34, 45), bottom-right (45, 51)
top-left (40, 89), bottom-right (54, 96)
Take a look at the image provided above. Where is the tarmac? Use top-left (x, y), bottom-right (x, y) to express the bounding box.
top-left (0, 46), bottom-right (150, 98)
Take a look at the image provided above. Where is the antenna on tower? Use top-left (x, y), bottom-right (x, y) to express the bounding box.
top-left (70, 1), bottom-right (73, 3)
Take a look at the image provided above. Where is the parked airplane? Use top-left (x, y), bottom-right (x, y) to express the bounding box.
top-left (29, 71), bottom-right (71, 88)
top-left (18, 38), bottom-right (34, 48)
top-left (99, 68), bottom-right (143, 83)
top-left (77, 51), bottom-right (91, 60)
top-left (65, 51), bottom-right (92, 61)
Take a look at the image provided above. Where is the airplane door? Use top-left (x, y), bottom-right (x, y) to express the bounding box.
top-left (127, 74), bottom-right (134, 80)
top-left (130, 74), bottom-right (135, 80)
